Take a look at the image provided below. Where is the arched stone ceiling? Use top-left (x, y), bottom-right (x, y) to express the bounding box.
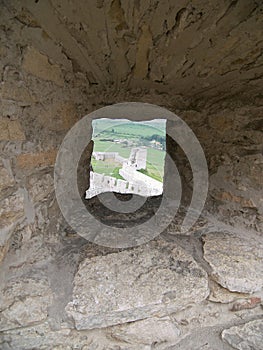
top-left (6, 0), bottom-right (263, 106)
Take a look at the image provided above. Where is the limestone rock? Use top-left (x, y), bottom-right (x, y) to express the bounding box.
top-left (0, 277), bottom-right (53, 331)
top-left (22, 46), bottom-right (64, 86)
top-left (0, 322), bottom-right (146, 350)
top-left (16, 149), bottom-right (57, 169)
top-left (208, 280), bottom-right (249, 304)
top-left (222, 319), bottom-right (263, 350)
top-left (0, 191), bottom-right (25, 230)
top-left (203, 232), bottom-right (263, 293)
top-left (28, 173), bottom-right (54, 203)
top-left (107, 316), bottom-right (180, 346)
top-left (0, 117), bottom-right (26, 141)
top-left (0, 159), bottom-right (14, 192)
top-left (66, 240), bottom-right (209, 330)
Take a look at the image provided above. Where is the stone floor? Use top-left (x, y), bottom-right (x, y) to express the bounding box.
top-left (0, 195), bottom-right (262, 350)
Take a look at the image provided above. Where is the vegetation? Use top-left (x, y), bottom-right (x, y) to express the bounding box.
top-left (91, 119), bottom-right (166, 182)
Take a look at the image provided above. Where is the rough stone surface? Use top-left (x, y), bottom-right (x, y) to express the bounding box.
top-left (203, 232), bottom-right (263, 293)
top-left (0, 276), bottom-right (53, 331)
top-left (22, 46), bottom-right (64, 86)
top-left (108, 316), bottom-right (180, 346)
top-left (0, 158), bottom-right (14, 192)
top-left (0, 191), bottom-right (25, 230)
top-left (208, 280), bottom-right (249, 304)
top-left (0, 0), bottom-right (263, 349)
top-left (16, 150), bottom-right (57, 169)
top-left (66, 240), bottom-right (209, 330)
top-left (222, 319), bottom-right (263, 350)
top-left (0, 118), bottom-right (26, 141)
top-left (0, 321), bottom-right (149, 350)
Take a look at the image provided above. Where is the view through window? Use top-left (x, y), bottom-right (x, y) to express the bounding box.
top-left (85, 118), bottom-right (166, 198)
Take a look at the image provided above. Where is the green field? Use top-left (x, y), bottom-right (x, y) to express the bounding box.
top-left (92, 159), bottom-right (125, 180)
top-left (91, 118), bottom-right (166, 183)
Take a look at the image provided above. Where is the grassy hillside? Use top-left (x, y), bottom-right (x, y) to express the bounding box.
top-left (91, 118), bottom-right (166, 182)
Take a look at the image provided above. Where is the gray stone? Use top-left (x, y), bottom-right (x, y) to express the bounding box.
top-left (0, 158), bottom-right (14, 192)
top-left (208, 280), bottom-right (249, 304)
top-left (27, 173), bottom-right (54, 203)
top-left (222, 319), bottom-right (263, 350)
top-left (0, 322), bottom-right (148, 350)
top-left (66, 240), bottom-right (209, 330)
top-left (0, 276), bottom-right (53, 331)
top-left (107, 316), bottom-right (180, 346)
top-left (203, 232), bottom-right (263, 293)
top-left (0, 191), bottom-right (25, 230)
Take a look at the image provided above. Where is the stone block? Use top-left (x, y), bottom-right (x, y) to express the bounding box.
top-left (0, 191), bottom-right (25, 230)
top-left (16, 149), bottom-right (57, 169)
top-left (203, 232), bottom-right (263, 293)
top-left (27, 173), bottom-right (54, 203)
top-left (0, 159), bottom-right (15, 192)
top-left (1, 83), bottom-right (34, 105)
top-left (222, 319), bottom-right (263, 350)
top-left (66, 239), bottom-right (209, 330)
top-left (0, 117), bottom-right (26, 141)
top-left (40, 101), bottom-right (78, 131)
top-left (22, 46), bottom-right (64, 86)
top-left (0, 277), bottom-right (53, 331)
top-left (108, 316), bottom-right (180, 345)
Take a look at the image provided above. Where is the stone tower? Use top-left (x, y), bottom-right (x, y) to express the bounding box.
top-left (128, 147), bottom-right (147, 170)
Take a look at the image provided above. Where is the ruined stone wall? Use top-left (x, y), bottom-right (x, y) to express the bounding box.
top-left (0, 3), bottom-right (95, 262)
top-left (0, 1), bottom-right (262, 349)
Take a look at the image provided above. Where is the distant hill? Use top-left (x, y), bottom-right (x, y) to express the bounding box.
top-left (92, 119), bottom-right (166, 138)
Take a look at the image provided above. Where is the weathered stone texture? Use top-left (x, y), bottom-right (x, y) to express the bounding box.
top-left (0, 0), bottom-right (262, 349)
top-left (203, 232), bottom-right (263, 293)
top-left (0, 277), bottom-right (53, 331)
top-left (0, 158), bottom-right (14, 192)
top-left (108, 316), bottom-right (180, 346)
top-left (222, 319), bottom-right (263, 350)
top-left (27, 173), bottom-right (54, 203)
top-left (0, 191), bottom-right (25, 230)
top-left (0, 118), bottom-right (26, 141)
top-left (16, 150), bottom-right (57, 169)
top-left (22, 46), bottom-right (64, 86)
top-left (66, 240), bottom-right (209, 330)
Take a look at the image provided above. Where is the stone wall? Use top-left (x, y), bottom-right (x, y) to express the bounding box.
top-left (0, 3), bottom-right (94, 263)
top-left (0, 1), bottom-right (262, 349)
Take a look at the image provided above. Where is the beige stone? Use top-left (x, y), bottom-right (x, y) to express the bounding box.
top-left (0, 191), bottom-right (25, 230)
top-left (40, 101), bottom-right (78, 131)
top-left (22, 46), bottom-right (64, 86)
top-left (0, 160), bottom-right (14, 192)
top-left (16, 149), bottom-right (57, 169)
top-left (216, 191), bottom-right (256, 208)
top-left (203, 232), bottom-right (263, 293)
top-left (1, 83), bottom-right (34, 104)
top-left (134, 24), bottom-right (152, 79)
top-left (28, 173), bottom-right (54, 203)
top-left (0, 277), bottom-right (53, 331)
top-left (66, 240), bottom-right (209, 330)
top-left (108, 316), bottom-right (180, 345)
top-left (222, 319), bottom-right (263, 350)
top-left (0, 117), bottom-right (26, 141)
top-left (208, 280), bottom-right (249, 304)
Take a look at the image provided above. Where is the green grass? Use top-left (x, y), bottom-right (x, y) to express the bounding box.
top-left (91, 118), bottom-right (166, 183)
top-left (93, 139), bottom-right (132, 158)
top-left (91, 159), bottom-right (125, 180)
top-left (92, 141), bottom-right (165, 182)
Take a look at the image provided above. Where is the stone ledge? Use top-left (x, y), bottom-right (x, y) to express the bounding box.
top-left (222, 319), bottom-right (263, 350)
top-left (66, 239), bottom-right (209, 330)
top-left (203, 232), bottom-right (263, 293)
